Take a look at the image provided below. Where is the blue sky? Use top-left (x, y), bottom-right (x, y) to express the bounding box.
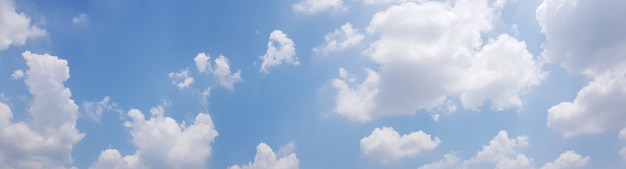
top-left (1, 0), bottom-right (626, 169)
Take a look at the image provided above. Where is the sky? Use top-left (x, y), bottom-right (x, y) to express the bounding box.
top-left (0, 0), bottom-right (625, 168)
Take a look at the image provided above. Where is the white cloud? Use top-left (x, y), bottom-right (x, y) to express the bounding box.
top-left (417, 153), bottom-right (460, 169)
top-left (537, 0), bottom-right (626, 137)
top-left (292, 0), bottom-right (345, 15)
top-left (168, 68), bottom-right (194, 90)
top-left (418, 131), bottom-right (533, 169)
top-left (72, 13), bottom-right (88, 24)
top-left (620, 128), bottom-right (626, 140)
top-left (621, 147), bottom-right (626, 160)
top-left (314, 22), bottom-right (364, 55)
top-left (0, 51), bottom-right (84, 169)
top-left (89, 149), bottom-right (145, 169)
top-left (260, 30), bottom-right (298, 74)
top-left (194, 52), bottom-right (211, 73)
top-left (463, 131), bottom-right (531, 168)
top-left (228, 143), bottom-right (299, 169)
top-left (193, 53), bottom-right (243, 90)
top-left (540, 151), bottom-right (589, 169)
top-left (10, 69), bottom-right (24, 79)
top-left (0, 0), bottom-right (46, 51)
top-left (419, 131), bottom-right (591, 169)
top-left (360, 127), bottom-right (440, 163)
top-left (214, 55), bottom-right (242, 90)
top-left (333, 0), bottom-right (544, 122)
top-left (90, 107), bottom-right (218, 169)
top-left (332, 68), bottom-right (378, 122)
top-left (82, 96), bottom-right (119, 122)
top-left (547, 75), bottom-right (626, 137)
top-left (536, 0), bottom-right (626, 77)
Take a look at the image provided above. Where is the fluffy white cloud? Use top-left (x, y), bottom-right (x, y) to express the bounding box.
top-left (314, 22), bottom-right (364, 55)
top-left (536, 0), bottom-right (626, 77)
top-left (332, 68), bottom-right (378, 122)
top-left (229, 143), bottom-right (299, 169)
top-left (82, 96), bottom-right (119, 122)
top-left (537, 0), bottom-right (626, 137)
top-left (260, 30), bottom-right (298, 74)
top-left (547, 75), bottom-right (626, 136)
top-left (0, 0), bottom-right (46, 50)
top-left (419, 131), bottom-right (590, 169)
top-left (292, 0), bottom-right (345, 14)
top-left (10, 69), bottom-right (23, 79)
top-left (540, 151), bottom-right (589, 169)
top-left (360, 127), bottom-right (440, 163)
top-left (72, 13), bottom-right (88, 24)
top-left (90, 107), bottom-right (218, 169)
top-left (333, 0), bottom-right (543, 122)
top-left (463, 131), bottom-right (531, 168)
top-left (193, 53), bottom-right (242, 90)
top-left (168, 68), bottom-right (194, 90)
top-left (417, 153), bottom-right (460, 169)
top-left (0, 51), bottom-right (84, 169)
top-left (214, 55), bottom-right (242, 90)
top-left (194, 52), bottom-right (211, 73)
top-left (89, 149), bottom-right (145, 169)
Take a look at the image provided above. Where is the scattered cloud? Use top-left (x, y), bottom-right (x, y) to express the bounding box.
top-left (90, 106), bottom-right (218, 169)
top-left (419, 131), bottom-right (589, 169)
top-left (228, 142), bottom-right (299, 169)
top-left (314, 22), bottom-right (364, 55)
top-left (292, 0), bottom-right (346, 15)
top-left (333, 0), bottom-right (544, 122)
top-left (0, 0), bottom-right (46, 51)
top-left (10, 69), bottom-right (24, 79)
top-left (72, 13), bottom-right (88, 24)
top-left (168, 68), bottom-right (194, 90)
top-left (192, 53), bottom-right (242, 90)
top-left (541, 151), bottom-right (589, 169)
top-left (0, 51), bottom-right (84, 168)
top-left (260, 30), bottom-right (298, 74)
top-left (360, 127), bottom-right (440, 163)
top-left (214, 55), bottom-right (242, 90)
top-left (82, 96), bottom-right (120, 122)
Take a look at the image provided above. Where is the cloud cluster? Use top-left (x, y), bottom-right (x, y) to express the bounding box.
top-left (360, 127), bottom-right (440, 163)
top-left (90, 107), bottom-right (218, 169)
top-left (229, 143), bottom-right (299, 169)
top-left (260, 30), bottom-right (298, 74)
top-left (333, 0), bottom-right (544, 122)
top-left (0, 51), bottom-right (83, 169)
top-left (536, 0), bottom-right (626, 137)
top-left (418, 131), bottom-right (589, 169)
top-left (168, 68), bottom-right (195, 90)
top-left (194, 53), bottom-right (243, 90)
top-left (0, 0), bottom-right (46, 51)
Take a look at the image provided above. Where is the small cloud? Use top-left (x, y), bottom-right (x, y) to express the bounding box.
top-left (168, 68), bottom-right (194, 90)
top-left (10, 70), bottom-right (24, 80)
top-left (72, 13), bottom-right (89, 24)
top-left (259, 30), bottom-right (298, 74)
